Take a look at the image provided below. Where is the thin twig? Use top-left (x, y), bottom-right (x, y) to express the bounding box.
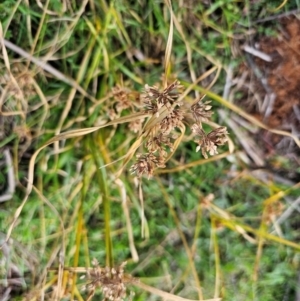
top-left (242, 44), bottom-right (272, 62)
top-left (254, 9), bottom-right (300, 24)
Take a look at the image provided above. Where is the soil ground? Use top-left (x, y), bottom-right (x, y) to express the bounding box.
top-left (238, 16), bottom-right (300, 170)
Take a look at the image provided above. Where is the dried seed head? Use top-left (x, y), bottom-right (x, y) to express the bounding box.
top-left (130, 79), bottom-right (186, 179)
top-left (130, 153), bottom-right (166, 179)
top-left (3, 63), bottom-right (36, 100)
top-left (143, 80), bottom-right (182, 116)
top-left (128, 78), bottom-right (228, 177)
top-left (145, 133), bottom-right (174, 156)
top-left (108, 108), bottom-right (118, 120)
top-left (159, 108), bottom-right (184, 135)
top-left (191, 123), bottom-right (205, 136)
top-left (191, 124), bottom-right (228, 159)
top-left (207, 126), bottom-right (229, 146)
top-left (191, 96), bottom-right (213, 123)
top-left (143, 96), bottom-right (160, 116)
top-left (112, 86), bottom-right (132, 113)
top-left (86, 260), bottom-right (130, 301)
top-left (128, 118), bottom-right (144, 133)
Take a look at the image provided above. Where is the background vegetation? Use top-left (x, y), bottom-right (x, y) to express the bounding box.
top-left (1, 1), bottom-right (300, 301)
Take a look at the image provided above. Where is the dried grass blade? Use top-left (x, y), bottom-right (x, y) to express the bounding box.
top-left (177, 67), bottom-right (218, 103)
top-left (134, 280), bottom-right (221, 301)
top-left (143, 106), bottom-right (171, 133)
top-left (164, 122), bottom-right (185, 164)
top-left (48, 112), bottom-right (149, 143)
top-left (0, 24), bottom-right (11, 70)
top-left (157, 152), bottom-right (231, 174)
top-left (163, 0), bottom-right (174, 88)
top-left (115, 135), bottom-right (144, 179)
top-left (115, 179), bottom-right (139, 262)
top-left (219, 217), bottom-right (300, 251)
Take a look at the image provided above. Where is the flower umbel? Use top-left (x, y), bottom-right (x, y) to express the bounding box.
top-left (145, 80), bottom-right (181, 105)
top-left (191, 124), bottom-right (228, 159)
top-left (130, 153), bottom-right (166, 179)
top-left (143, 80), bottom-right (182, 115)
top-left (127, 78), bottom-right (228, 178)
top-left (112, 86), bottom-right (132, 113)
top-left (191, 96), bottom-right (213, 123)
top-left (159, 108), bottom-right (184, 135)
top-left (130, 80), bottom-right (185, 178)
top-left (145, 133), bottom-right (174, 157)
top-left (84, 259), bottom-right (132, 301)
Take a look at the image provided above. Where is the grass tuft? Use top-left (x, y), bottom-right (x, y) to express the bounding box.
top-left (1, 1), bottom-right (300, 301)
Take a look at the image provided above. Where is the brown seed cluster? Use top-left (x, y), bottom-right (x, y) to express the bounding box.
top-left (0, 63), bottom-right (36, 100)
top-left (191, 124), bottom-right (228, 159)
top-left (108, 85), bottom-right (144, 134)
top-left (191, 96), bottom-right (213, 123)
top-left (112, 86), bottom-right (133, 113)
top-left (84, 259), bottom-right (131, 301)
top-left (130, 153), bottom-right (166, 179)
top-left (130, 80), bottom-right (183, 179)
top-left (129, 79), bottom-right (228, 178)
top-left (143, 80), bottom-right (182, 116)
